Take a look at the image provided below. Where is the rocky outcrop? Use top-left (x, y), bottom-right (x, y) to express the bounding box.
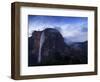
top-left (28, 28), bottom-right (88, 66)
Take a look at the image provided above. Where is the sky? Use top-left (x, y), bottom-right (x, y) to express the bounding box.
top-left (28, 15), bottom-right (88, 42)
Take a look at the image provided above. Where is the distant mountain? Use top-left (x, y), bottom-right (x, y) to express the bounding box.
top-left (71, 41), bottom-right (87, 49)
top-left (69, 41), bottom-right (88, 64)
top-left (28, 28), bottom-right (88, 66)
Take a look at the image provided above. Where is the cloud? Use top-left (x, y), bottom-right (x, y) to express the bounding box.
top-left (54, 23), bottom-right (87, 42)
top-left (28, 15), bottom-right (88, 42)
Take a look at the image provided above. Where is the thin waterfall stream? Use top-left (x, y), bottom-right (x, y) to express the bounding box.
top-left (38, 32), bottom-right (45, 63)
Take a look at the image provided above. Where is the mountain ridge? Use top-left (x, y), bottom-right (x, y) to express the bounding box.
top-left (28, 28), bottom-right (88, 66)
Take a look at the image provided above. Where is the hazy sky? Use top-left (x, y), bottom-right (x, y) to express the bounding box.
top-left (28, 15), bottom-right (88, 42)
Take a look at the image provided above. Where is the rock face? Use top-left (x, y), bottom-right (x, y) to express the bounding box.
top-left (28, 31), bottom-right (42, 66)
top-left (28, 28), bottom-right (88, 66)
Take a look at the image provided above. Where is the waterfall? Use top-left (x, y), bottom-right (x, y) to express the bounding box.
top-left (38, 31), bottom-right (45, 63)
